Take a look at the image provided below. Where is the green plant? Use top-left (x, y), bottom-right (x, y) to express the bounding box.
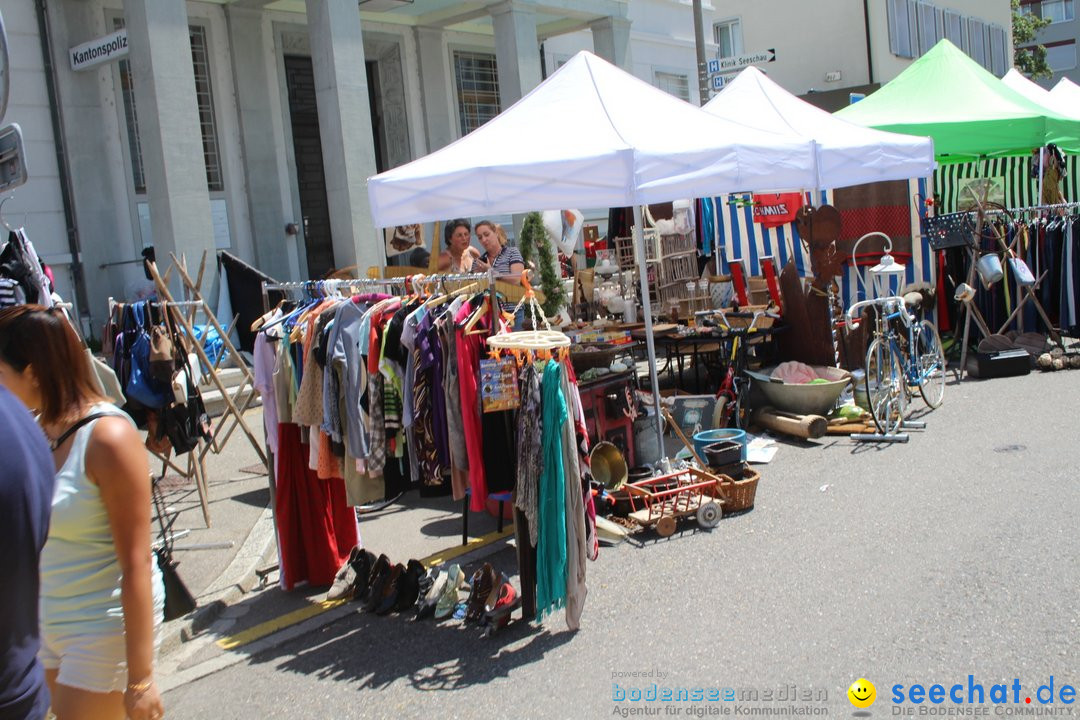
top-left (518, 211), bottom-right (566, 317)
top-left (1013, 0), bottom-right (1053, 80)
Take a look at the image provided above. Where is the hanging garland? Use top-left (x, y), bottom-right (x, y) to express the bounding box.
top-left (519, 211), bottom-right (566, 317)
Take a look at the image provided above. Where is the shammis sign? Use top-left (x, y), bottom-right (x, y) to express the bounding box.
top-left (752, 192), bottom-right (803, 228)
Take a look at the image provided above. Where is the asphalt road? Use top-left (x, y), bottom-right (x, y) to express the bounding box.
top-left (163, 369), bottom-right (1080, 719)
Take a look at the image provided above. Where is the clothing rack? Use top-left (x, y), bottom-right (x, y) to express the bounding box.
top-left (931, 201), bottom-right (1080, 223)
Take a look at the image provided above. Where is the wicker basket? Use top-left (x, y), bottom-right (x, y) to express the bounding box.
top-left (718, 467), bottom-right (760, 513)
top-left (569, 343), bottom-right (621, 372)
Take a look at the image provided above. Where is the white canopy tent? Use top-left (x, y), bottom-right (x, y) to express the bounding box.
top-left (1003, 69), bottom-right (1080, 120)
top-left (702, 66), bottom-right (936, 191)
top-left (1050, 77), bottom-right (1080, 113)
top-left (368, 50), bottom-right (824, 453)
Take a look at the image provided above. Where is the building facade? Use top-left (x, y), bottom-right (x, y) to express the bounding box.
top-left (1018, 0), bottom-right (1079, 88)
top-left (2, 0), bottom-right (1010, 334)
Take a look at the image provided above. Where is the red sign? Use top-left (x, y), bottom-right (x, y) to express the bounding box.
top-left (752, 192), bottom-right (803, 228)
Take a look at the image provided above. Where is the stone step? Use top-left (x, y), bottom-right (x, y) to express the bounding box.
top-left (196, 366), bottom-right (249, 393)
top-left (200, 384), bottom-right (261, 419)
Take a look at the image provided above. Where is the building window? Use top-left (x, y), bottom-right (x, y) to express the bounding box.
top-left (943, 9), bottom-right (966, 49)
top-left (967, 17), bottom-right (988, 68)
top-left (916, 2), bottom-right (941, 55)
top-left (453, 51), bottom-right (501, 135)
top-left (1034, 0), bottom-right (1075, 23)
top-left (654, 71), bottom-right (690, 102)
top-left (988, 25), bottom-right (1008, 76)
top-left (1046, 40), bottom-right (1077, 71)
top-left (713, 19), bottom-right (742, 59)
top-left (189, 27), bottom-right (224, 193)
top-left (887, 0), bottom-right (918, 59)
top-left (114, 19), bottom-right (224, 194)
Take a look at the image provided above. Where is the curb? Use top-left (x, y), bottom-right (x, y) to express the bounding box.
top-left (158, 502), bottom-right (277, 661)
top-left (158, 529), bottom-right (517, 693)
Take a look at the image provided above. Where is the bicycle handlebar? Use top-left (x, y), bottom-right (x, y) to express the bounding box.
top-left (844, 296), bottom-right (912, 328)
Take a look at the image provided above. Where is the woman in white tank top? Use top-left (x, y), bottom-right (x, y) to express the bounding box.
top-left (0, 306), bottom-right (164, 720)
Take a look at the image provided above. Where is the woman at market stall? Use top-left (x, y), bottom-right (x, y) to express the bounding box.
top-left (437, 219), bottom-right (481, 272)
top-left (472, 221), bottom-right (525, 283)
top-left (0, 306), bottom-right (165, 720)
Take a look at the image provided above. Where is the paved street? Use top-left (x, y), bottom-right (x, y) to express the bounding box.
top-left (163, 370), bottom-right (1080, 719)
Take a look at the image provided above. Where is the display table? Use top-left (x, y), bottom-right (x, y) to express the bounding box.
top-left (649, 325), bottom-right (784, 394)
top-left (577, 370), bottom-right (637, 466)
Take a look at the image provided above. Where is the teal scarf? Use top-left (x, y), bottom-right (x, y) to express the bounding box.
top-left (536, 360), bottom-right (568, 621)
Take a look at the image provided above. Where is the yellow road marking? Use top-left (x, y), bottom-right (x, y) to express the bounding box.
top-left (215, 527), bottom-right (514, 650)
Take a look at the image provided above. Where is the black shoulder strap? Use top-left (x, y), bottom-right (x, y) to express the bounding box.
top-left (53, 412), bottom-right (112, 449)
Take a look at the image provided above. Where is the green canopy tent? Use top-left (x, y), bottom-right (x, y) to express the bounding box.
top-left (836, 39), bottom-right (1080, 163)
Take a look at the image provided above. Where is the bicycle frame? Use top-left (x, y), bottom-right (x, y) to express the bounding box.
top-left (848, 297), bottom-right (936, 392)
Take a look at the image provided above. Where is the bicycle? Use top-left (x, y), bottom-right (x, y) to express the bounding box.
top-left (845, 294), bottom-right (946, 435)
top-left (701, 309), bottom-right (776, 429)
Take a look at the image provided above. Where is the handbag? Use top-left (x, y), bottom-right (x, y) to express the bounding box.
top-left (124, 303), bottom-right (173, 409)
top-left (161, 329), bottom-right (212, 455)
top-left (151, 475), bottom-right (197, 622)
top-left (149, 325), bottom-right (175, 382)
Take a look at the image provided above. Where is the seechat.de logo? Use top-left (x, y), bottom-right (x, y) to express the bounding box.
top-left (848, 678), bottom-right (877, 709)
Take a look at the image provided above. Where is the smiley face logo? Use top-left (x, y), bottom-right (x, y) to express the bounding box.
top-left (848, 678), bottom-right (876, 708)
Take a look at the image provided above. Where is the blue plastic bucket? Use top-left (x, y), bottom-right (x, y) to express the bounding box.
top-left (692, 429), bottom-right (747, 462)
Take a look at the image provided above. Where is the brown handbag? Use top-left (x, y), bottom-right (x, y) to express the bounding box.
top-left (148, 323), bottom-right (175, 383)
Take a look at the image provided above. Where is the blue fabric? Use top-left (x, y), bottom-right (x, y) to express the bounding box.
top-left (700, 197), bottom-right (715, 257)
top-left (0, 386), bottom-right (54, 720)
top-left (536, 361), bottom-right (568, 622)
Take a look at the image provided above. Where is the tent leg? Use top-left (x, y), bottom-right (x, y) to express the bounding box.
top-left (633, 206), bottom-right (665, 461)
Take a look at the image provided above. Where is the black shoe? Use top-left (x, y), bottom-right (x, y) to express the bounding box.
top-left (465, 563), bottom-right (496, 624)
top-left (350, 549), bottom-right (377, 601)
top-left (361, 555), bottom-right (391, 611)
top-left (375, 564), bottom-right (404, 615)
top-left (394, 559), bottom-right (426, 613)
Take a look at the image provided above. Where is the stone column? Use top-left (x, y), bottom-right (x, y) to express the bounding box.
top-left (305, 0), bottom-right (384, 270)
top-left (121, 0), bottom-right (215, 290)
top-left (225, 6), bottom-right (294, 280)
top-left (591, 15), bottom-right (632, 70)
top-left (414, 26), bottom-right (455, 153)
top-left (490, 1), bottom-right (542, 105)
top-left (490, 1), bottom-right (542, 239)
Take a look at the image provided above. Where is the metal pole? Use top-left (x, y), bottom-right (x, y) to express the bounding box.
top-left (633, 205), bottom-right (666, 461)
top-left (692, 0), bottom-right (709, 106)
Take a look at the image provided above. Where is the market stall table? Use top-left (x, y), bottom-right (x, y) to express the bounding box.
top-left (646, 325), bottom-right (785, 394)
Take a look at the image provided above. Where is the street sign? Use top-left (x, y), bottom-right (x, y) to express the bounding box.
top-left (708, 49), bottom-right (776, 75)
top-left (69, 30), bottom-right (129, 72)
top-left (711, 74), bottom-right (729, 90)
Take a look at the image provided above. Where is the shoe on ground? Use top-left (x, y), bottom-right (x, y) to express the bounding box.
top-left (326, 546), bottom-right (363, 601)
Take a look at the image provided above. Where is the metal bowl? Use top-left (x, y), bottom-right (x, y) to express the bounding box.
top-left (745, 366), bottom-right (852, 416)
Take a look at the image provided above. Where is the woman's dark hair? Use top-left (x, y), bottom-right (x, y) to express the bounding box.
top-left (444, 219), bottom-right (471, 244)
top-left (0, 305), bottom-right (103, 425)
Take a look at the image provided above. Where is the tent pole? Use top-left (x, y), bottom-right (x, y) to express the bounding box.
top-left (811, 140), bottom-right (822, 206)
top-left (633, 205), bottom-right (666, 462)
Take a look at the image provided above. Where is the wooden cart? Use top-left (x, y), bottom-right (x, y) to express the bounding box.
top-left (625, 467), bottom-right (727, 537)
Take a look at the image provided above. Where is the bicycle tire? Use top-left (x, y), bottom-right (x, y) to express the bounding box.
top-left (915, 319), bottom-right (946, 408)
top-left (864, 337), bottom-right (907, 435)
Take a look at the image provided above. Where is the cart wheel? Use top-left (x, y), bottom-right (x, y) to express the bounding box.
top-left (696, 502), bottom-right (722, 529)
top-left (655, 516), bottom-right (677, 537)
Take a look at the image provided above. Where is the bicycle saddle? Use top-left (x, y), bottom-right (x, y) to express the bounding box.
top-left (903, 291), bottom-right (923, 309)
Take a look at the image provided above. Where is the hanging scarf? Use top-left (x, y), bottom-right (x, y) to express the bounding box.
top-left (515, 362), bottom-right (543, 547)
top-left (536, 360), bottom-right (567, 621)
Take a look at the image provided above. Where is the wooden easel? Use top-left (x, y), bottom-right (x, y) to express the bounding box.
top-left (145, 251), bottom-right (269, 526)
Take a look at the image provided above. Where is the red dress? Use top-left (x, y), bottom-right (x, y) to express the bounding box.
top-left (275, 423), bottom-right (358, 589)
top-left (455, 300), bottom-right (489, 512)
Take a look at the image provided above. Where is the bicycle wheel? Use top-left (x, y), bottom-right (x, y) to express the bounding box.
top-left (864, 337), bottom-right (907, 435)
top-left (914, 319), bottom-right (946, 408)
